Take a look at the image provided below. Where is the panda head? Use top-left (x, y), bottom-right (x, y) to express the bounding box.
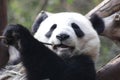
top-left (33, 11), bottom-right (104, 61)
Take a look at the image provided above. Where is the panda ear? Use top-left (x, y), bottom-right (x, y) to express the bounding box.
top-left (32, 11), bottom-right (49, 34)
top-left (89, 14), bottom-right (105, 35)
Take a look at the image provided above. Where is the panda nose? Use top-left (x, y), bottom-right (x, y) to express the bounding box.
top-left (56, 33), bottom-right (70, 41)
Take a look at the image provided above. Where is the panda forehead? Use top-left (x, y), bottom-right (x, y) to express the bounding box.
top-left (42, 15), bottom-right (71, 26)
top-left (41, 12), bottom-right (91, 25)
top-left (40, 12), bottom-right (95, 34)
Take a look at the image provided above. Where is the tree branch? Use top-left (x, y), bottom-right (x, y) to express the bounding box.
top-left (86, 0), bottom-right (120, 80)
top-left (0, 0), bottom-right (9, 68)
top-left (86, 0), bottom-right (120, 18)
top-left (40, 0), bottom-right (48, 11)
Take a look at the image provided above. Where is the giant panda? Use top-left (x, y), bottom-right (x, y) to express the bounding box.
top-left (7, 11), bottom-right (104, 65)
top-left (2, 24), bottom-right (96, 80)
top-left (32, 11), bottom-right (104, 61)
top-left (3, 11), bottom-right (104, 80)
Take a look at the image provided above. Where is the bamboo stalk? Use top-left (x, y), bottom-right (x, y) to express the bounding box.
top-left (0, 36), bottom-right (6, 39)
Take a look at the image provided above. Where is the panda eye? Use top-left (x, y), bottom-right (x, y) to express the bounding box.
top-left (45, 24), bottom-right (57, 38)
top-left (71, 23), bottom-right (84, 37)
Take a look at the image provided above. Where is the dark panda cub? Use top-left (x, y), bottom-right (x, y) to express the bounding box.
top-left (2, 24), bottom-right (67, 80)
top-left (2, 24), bottom-right (96, 80)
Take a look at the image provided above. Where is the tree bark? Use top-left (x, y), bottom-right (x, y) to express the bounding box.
top-left (86, 0), bottom-right (120, 80)
top-left (0, 0), bottom-right (9, 68)
top-left (86, 0), bottom-right (120, 18)
top-left (97, 54), bottom-right (120, 80)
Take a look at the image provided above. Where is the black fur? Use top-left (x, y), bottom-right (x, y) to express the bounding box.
top-left (2, 24), bottom-right (96, 80)
top-left (71, 23), bottom-right (85, 38)
top-left (62, 54), bottom-right (96, 80)
top-left (2, 24), bottom-right (66, 80)
top-left (45, 24), bottom-right (57, 38)
top-left (90, 14), bottom-right (105, 34)
top-left (32, 11), bottom-right (48, 34)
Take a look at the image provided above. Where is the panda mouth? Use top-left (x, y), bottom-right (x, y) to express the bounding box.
top-left (53, 44), bottom-right (74, 50)
top-left (41, 42), bottom-right (74, 51)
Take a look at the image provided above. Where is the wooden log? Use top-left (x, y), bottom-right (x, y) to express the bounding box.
top-left (86, 0), bottom-right (120, 80)
top-left (86, 0), bottom-right (120, 18)
top-left (97, 54), bottom-right (120, 80)
top-left (102, 12), bottom-right (120, 46)
top-left (0, 0), bottom-right (9, 68)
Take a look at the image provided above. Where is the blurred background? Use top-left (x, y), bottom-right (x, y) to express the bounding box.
top-left (7, 0), bottom-right (120, 70)
top-left (7, 0), bottom-right (102, 28)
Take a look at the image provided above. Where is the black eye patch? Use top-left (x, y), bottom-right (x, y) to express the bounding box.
top-left (45, 24), bottom-right (57, 38)
top-left (71, 23), bottom-right (84, 37)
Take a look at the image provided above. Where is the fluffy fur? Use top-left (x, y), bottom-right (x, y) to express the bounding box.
top-left (2, 24), bottom-right (66, 80)
top-left (33, 12), bottom-right (101, 61)
top-left (2, 24), bottom-right (96, 80)
top-left (7, 12), bottom-right (104, 65)
top-left (62, 53), bottom-right (96, 80)
top-left (90, 14), bottom-right (104, 34)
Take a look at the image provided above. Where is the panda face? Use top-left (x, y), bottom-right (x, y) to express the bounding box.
top-left (34, 12), bottom-right (100, 61)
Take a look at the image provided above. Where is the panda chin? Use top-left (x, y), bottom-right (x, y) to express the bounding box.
top-left (52, 44), bottom-right (75, 58)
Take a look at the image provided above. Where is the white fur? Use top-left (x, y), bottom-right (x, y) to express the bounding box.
top-left (8, 46), bottom-right (20, 65)
top-left (34, 12), bottom-right (100, 61)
